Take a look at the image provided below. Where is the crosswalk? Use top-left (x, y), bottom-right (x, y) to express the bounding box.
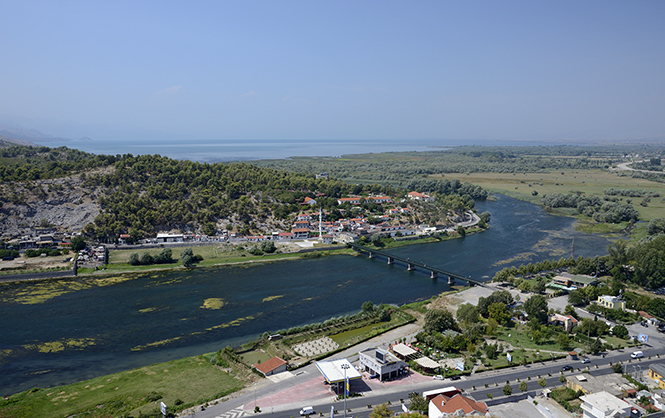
top-left (216, 405), bottom-right (245, 418)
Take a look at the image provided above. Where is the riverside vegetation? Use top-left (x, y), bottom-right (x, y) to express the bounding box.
top-left (251, 144), bottom-right (665, 238)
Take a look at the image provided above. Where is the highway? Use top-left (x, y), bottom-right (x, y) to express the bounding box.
top-left (190, 344), bottom-right (663, 418)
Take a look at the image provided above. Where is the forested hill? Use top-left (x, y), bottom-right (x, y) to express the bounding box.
top-left (0, 145), bottom-right (488, 242)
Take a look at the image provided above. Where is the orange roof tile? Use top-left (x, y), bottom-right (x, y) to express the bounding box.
top-left (253, 356), bottom-right (287, 375)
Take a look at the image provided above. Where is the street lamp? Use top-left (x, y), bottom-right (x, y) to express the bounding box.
top-left (341, 363), bottom-right (350, 418)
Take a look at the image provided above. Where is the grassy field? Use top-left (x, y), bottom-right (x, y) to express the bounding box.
top-left (0, 354), bottom-right (246, 418)
top-left (435, 169), bottom-right (665, 236)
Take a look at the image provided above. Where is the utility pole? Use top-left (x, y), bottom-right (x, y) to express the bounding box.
top-left (341, 363), bottom-right (350, 418)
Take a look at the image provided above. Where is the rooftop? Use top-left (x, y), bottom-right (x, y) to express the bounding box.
top-left (253, 356), bottom-right (287, 375)
top-left (431, 394), bottom-right (488, 415)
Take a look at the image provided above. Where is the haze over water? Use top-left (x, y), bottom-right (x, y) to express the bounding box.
top-left (0, 195), bottom-right (614, 395)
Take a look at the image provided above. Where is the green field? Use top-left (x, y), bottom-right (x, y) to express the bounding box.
top-left (437, 169), bottom-right (665, 235)
top-left (0, 354), bottom-right (245, 418)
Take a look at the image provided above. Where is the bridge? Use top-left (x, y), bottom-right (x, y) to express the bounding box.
top-left (348, 243), bottom-right (489, 288)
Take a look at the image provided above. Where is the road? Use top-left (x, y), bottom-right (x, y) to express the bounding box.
top-left (188, 339), bottom-right (664, 418)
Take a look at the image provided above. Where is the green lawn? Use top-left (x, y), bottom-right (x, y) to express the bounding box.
top-left (493, 324), bottom-right (583, 353)
top-left (0, 354), bottom-right (245, 418)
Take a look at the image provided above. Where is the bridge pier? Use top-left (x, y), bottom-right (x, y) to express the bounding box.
top-left (407, 263), bottom-right (415, 271)
top-left (368, 252), bottom-right (374, 259)
top-left (430, 271), bottom-right (438, 279)
top-left (387, 257), bottom-right (394, 265)
top-left (448, 276), bottom-right (455, 285)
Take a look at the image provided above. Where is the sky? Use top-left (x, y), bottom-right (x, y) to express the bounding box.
top-left (1, 1), bottom-right (664, 143)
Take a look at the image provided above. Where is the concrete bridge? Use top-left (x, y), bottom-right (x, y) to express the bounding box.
top-left (348, 243), bottom-right (489, 288)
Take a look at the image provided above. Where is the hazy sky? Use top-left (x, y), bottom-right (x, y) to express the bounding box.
top-left (2, 1), bottom-right (664, 142)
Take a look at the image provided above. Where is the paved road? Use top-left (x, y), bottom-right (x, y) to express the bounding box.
top-left (188, 339), bottom-right (663, 418)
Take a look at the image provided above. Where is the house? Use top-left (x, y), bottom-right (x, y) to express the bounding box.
top-left (252, 356), bottom-right (288, 376)
top-left (579, 391), bottom-right (631, 418)
top-left (597, 295), bottom-right (626, 311)
top-left (369, 196), bottom-right (393, 204)
top-left (156, 233), bottom-right (184, 243)
top-left (337, 197), bottom-right (362, 205)
top-left (292, 228), bottom-right (310, 239)
top-left (315, 172), bottom-right (329, 179)
top-left (276, 232), bottom-right (294, 240)
top-left (548, 313), bottom-right (579, 332)
top-left (550, 272), bottom-right (598, 290)
top-left (639, 311), bottom-right (659, 326)
top-left (428, 394), bottom-right (488, 418)
top-left (302, 197), bottom-right (317, 206)
top-left (649, 363), bottom-right (665, 389)
top-left (566, 373), bottom-right (631, 397)
top-left (408, 191), bottom-right (435, 202)
top-left (320, 234), bottom-right (333, 244)
top-left (358, 348), bottom-right (408, 382)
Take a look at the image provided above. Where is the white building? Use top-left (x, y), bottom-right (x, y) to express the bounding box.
top-left (580, 391), bottom-right (631, 418)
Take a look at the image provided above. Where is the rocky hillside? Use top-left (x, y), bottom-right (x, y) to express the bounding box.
top-left (0, 172), bottom-right (105, 238)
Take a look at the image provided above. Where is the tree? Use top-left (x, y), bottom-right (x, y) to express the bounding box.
top-left (456, 303), bottom-right (480, 325)
top-left (362, 301), bottom-right (376, 315)
top-left (408, 392), bottom-right (428, 413)
top-left (563, 304), bottom-right (578, 319)
top-left (129, 252), bottom-right (140, 265)
top-left (181, 248), bottom-right (195, 267)
top-left (557, 333), bottom-right (571, 349)
top-left (502, 384), bottom-right (512, 396)
top-left (487, 302), bottom-right (511, 326)
top-left (369, 403), bottom-right (393, 418)
top-left (518, 281), bottom-right (532, 293)
top-left (568, 289), bottom-right (586, 306)
top-left (423, 309), bottom-right (457, 333)
top-left (532, 279), bottom-right (546, 294)
top-left (524, 295), bottom-right (548, 324)
top-left (140, 252), bottom-right (154, 265)
top-left (519, 381), bottom-right (528, 392)
top-left (612, 324), bottom-right (629, 339)
top-left (612, 363), bottom-right (623, 373)
top-left (70, 236), bottom-right (86, 252)
top-left (538, 377), bottom-right (547, 388)
top-left (260, 240), bottom-right (276, 253)
top-left (589, 338), bottom-right (603, 354)
top-left (457, 226), bottom-right (466, 237)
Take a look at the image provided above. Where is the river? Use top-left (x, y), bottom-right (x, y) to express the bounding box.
top-left (0, 195), bottom-right (615, 395)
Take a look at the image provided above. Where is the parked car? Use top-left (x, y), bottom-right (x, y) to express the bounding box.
top-left (581, 358), bottom-right (590, 364)
top-left (433, 375), bottom-right (444, 380)
top-left (561, 365), bottom-right (573, 371)
top-left (450, 375), bottom-right (461, 381)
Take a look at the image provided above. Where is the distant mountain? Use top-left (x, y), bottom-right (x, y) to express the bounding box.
top-left (0, 126), bottom-right (93, 146)
top-left (0, 135), bottom-right (39, 147)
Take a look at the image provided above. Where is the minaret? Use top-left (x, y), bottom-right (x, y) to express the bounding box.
top-left (319, 206), bottom-right (323, 241)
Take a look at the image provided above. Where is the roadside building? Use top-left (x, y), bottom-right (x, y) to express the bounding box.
top-left (597, 295), bottom-right (626, 311)
top-left (292, 228), bottom-right (310, 239)
top-left (550, 272), bottom-right (598, 290)
top-left (579, 391), bottom-right (631, 418)
top-left (358, 347), bottom-right (408, 381)
top-left (548, 313), bottom-right (579, 332)
top-left (649, 364), bottom-right (665, 389)
top-left (566, 373), bottom-right (632, 397)
top-left (314, 358), bottom-right (362, 393)
top-left (639, 311), bottom-right (660, 326)
top-left (408, 191), bottom-right (435, 202)
top-left (252, 356), bottom-right (288, 377)
top-left (428, 393), bottom-right (487, 418)
top-left (156, 233), bottom-right (184, 243)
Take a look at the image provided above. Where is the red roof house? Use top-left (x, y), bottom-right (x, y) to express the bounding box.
top-left (253, 356), bottom-right (288, 376)
top-left (428, 394), bottom-right (488, 417)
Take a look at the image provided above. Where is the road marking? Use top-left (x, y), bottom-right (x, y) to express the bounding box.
top-left (216, 405), bottom-right (245, 418)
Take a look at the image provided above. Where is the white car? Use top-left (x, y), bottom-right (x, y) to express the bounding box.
top-left (581, 358), bottom-right (590, 364)
top-left (433, 375), bottom-right (444, 380)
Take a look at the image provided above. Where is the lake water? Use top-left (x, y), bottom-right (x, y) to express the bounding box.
top-left (42, 138), bottom-right (566, 163)
top-left (0, 195), bottom-right (614, 395)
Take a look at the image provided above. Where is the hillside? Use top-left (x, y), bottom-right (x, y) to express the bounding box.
top-left (0, 145), bottom-right (486, 242)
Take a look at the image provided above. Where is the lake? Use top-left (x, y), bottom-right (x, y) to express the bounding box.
top-left (0, 195), bottom-right (614, 395)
